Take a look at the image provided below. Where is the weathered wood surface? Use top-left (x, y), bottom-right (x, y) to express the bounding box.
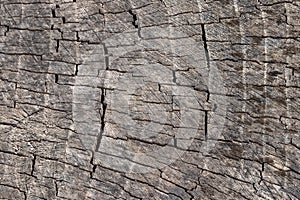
top-left (0, 0), bottom-right (299, 199)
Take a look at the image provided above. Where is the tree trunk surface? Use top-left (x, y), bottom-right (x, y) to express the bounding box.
top-left (0, 0), bottom-right (299, 199)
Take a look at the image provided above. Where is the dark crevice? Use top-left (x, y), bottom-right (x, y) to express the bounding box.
top-left (92, 164), bottom-right (97, 173)
top-left (24, 191), bottom-right (27, 200)
top-left (31, 155), bottom-right (36, 176)
top-left (56, 39), bottom-right (59, 52)
top-left (204, 111), bottom-right (208, 141)
top-left (62, 17), bottom-right (66, 24)
top-left (160, 0), bottom-right (167, 7)
top-left (258, 163), bottom-right (264, 185)
top-left (268, 71), bottom-right (282, 77)
top-left (128, 10), bottom-right (138, 28)
top-left (206, 90), bottom-right (210, 102)
top-left (90, 155), bottom-right (96, 178)
top-left (253, 183), bottom-right (258, 193)
top-left (13, 101), bottom-right (16, 108)
top-left (4, 25), bottom-right (9, 36)
top-left (0, 122), bottom-right (17, 127)
top-left (75, 64), bottom-right (79, 76)
top-left (286, 66), bottom-right (295, 76)
top-left (76, 31), bottom-right (80, 41)
top-left (201, 24), bottom-right (211, 105)
top-left (96, 88), bottom-right (107, 152)
top-left (201, 24), bottom-right (210, 69)
top-left (45, 83), bottom-right (49, 93)
top-left (55, 181), bottom-right (58, 196)
top-left (51, 9), bottom-right (56, 18)
top-left (55, 74), bottom-right (58, 83)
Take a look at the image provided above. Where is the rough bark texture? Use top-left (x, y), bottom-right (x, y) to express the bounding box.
top-left (0, 0), bottom-right (300, 199)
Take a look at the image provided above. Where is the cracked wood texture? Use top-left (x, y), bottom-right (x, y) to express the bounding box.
top-left (0, 0), bottom-right (300, 199)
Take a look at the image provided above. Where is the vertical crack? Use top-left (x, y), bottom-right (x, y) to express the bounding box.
top-left (13, 82), bottom-right (17, 108)
top-left (201, 24), bottom-right (210, 98)
top-left (128, 9), bottom-right (142, 38)
top-left (51, 9), bottom-right (56, 18)
top-left (90, 155), bottom-right (97, 178)
top-left (55, 39), bottom-right (59, 52)
top-left (75, 64), bottom-right (79, 76)
top-left (76, 31), bottom-right (80, 41)
top-left (31, 155), bottom-right (36, 177)
top-left (128, 9), bottom-right (138, 28)
top-left (204, 111), bottom-right (208, 141)
top-left (45, 81), bottom-right (48, 93)
top-left (4, 25), bottom-right (9, 36)
top-left (96, 88), bottom-right (107, 152)
top-left (258, 162), bottom-right (264, 185)
top-left (55, 181), bottom-right (58, 196)
top-left (24, 191), bottom-right (27, 200)
top-left (253, 182), bottom-right (258, 193)
top-left (201, 24), bottom-right (210, 69)
top-left (201, 24), bottom-right (210, 141)
top-left (55, 74), bottom-right (58, 83)
top-left (95, 44), bottom-right (109, 152)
